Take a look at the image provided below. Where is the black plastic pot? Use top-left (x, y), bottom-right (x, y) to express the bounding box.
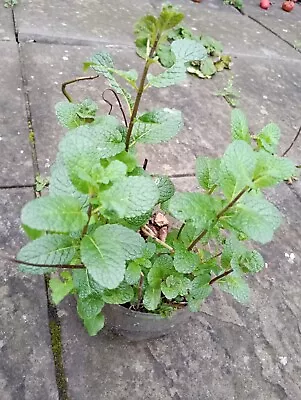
top-left (103, 304), bottom-right (190, 341)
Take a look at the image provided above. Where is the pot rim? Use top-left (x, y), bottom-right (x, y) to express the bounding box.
top-left (108, 303), bottom-right (188, 319)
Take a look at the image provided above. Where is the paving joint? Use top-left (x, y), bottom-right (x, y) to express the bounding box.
top-left (0, 184), bottom-right (35, 189)
top-left (11, 8), bottom-right (70, 400)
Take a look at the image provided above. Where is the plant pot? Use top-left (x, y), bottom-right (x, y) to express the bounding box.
top-left (103, 304), bottom-right (190, 341)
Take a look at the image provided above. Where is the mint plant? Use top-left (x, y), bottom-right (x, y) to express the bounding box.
top-left (16, 5), bottom-right (296, 336)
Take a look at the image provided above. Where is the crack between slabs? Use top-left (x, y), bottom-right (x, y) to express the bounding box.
top-left (0, 184), bottom-right (35, 189)
top-left (11, 8), bottom-right (70, 400)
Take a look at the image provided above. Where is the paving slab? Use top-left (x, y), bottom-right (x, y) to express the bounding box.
top-left (14, 0), bottom-right (154, 45)
top-left (0, 42), bottom-right (34, 186)
top-left (20, 42), bottom-right (231, 177)
top-left (214, 54), bottom-right (301, 164)
top-left (0, 6), bottom-right (14, 42)
top-left (0, 188), bottom-right (58, 400)
top-left (243, 0), bottom-right (301, 49)
top-left (151, 0), bottom-right (301, 60)
top-left (57, 182), bottom-right (301, 400)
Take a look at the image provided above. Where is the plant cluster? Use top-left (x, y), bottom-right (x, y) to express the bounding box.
top-left (223, 0), bottom-right (243, 10)
top-left (136, 23), bottom-right (231, 79)
top-left (17, 5), bottom-right (296, 336)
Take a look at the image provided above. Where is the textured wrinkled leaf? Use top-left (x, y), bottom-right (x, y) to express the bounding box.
top-left (196, 157), bottom-right (220, 191)
top-left (142, 242), bottom-right (157, 259)
top-left (148, 62), bottom-right (186, 88)
top-left (88, 52), bottom-right (133, 109)
top-left (154, 175), bottom-right (175, 203)
top-left (256, 123), bottom-right (280, 154)
top-left (200, 35), bottom-right (223, 56)
top-left (168, 192), bottom-right (221, 230)
top-left (143, 286), bottom-right (161, 311)
top-left (187, 278), bottom-right (212, 312)
top-left (171, 38), bottom-right (207, 63)
top-left (132, 108), bottom-right (183, 144)
top-left (228, 193), bottom-right (282, 244)
top-left (231, 109), bottom-right (251, 143)
top-left (161, 275), bottom-right (191, 300)
top-left (82, 313), bottom-right (105, 336)
top-left (157, 44), bottom-right (176, 68)
top-left (55, 99), bottom-right (98, 129)
top-left (218, 273), bottom-right (249, 303)
top-left (49, 153), bottom-right (89, 207)
top-left (125, 261), bottom-right (141, 285)
top-left (102, 282), bottom-right (134, 304)
top-left (157, 4), bottom-right (184, 31)
top-left (59, 116), bottom-right (125, 193)
top-left (21, 196), bottom-right (88, 233)
top-left (219, 140), bottom-right (256, 199)
top-left (81, 224), bottom-right (145, 289)
top-left (147, 255), bottom-right (174, 287)
top-left (253, 151), bottom-right (296, 188)
top-left (239, 250), bottom-right (264, 273)
top-left (49, 271), bottom-right (74, 305)
top-left (113, 69), bottom-right (138, 86)
top-left (77, 295), bottom-right (104, 319)
top-left (200, 58), bottom-right (216, 77)
top-left (101, 176), bottom-right (159, 218)
top-left (73, 269), bottom-right (104, 298)
top-left (18, 234), bottom-right (78, 274)
top-left (22, 224), bottom-right (43, 240)
top-left (173, 242), bottom-right (200, 273)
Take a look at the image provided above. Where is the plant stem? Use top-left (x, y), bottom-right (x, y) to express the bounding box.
top-left (141, 226), bottom-right (174, 254)
top-left (102, 88), bottom-right (128, 127)
top-left (124, 36), bottom-right (160, 151)
top-left (282, 125), bottom-right (301, 157)
top-left (209, 268), bottom-right (233, 285)
top-left (1, 254), bottom-right (84, 270)
top-left (187, 186), bottom-right (248, 251)
top-left (81, 204), bottom-right (93, 238)
top-left (177, 223), bottom-right (186, 239)
top-left (62, 75), bottom-right (99, 103)
top-left (137, 272), bottom-right (144, 309)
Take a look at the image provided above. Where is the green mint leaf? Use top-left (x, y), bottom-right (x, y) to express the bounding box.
top-left (168, 192), bottom-right (221, 230)
top-left (59, 116), bottom-right (125, 193)
top-left (102, 160), bottom-right (127, 184)
top-left (72, 269), bottom-right (104, 298)
top-left (102, 282), bottom-right (134, 304)
top-left (147, 255), bottom-right (174, 287)
top-left (125, 261), bottom-right (142, 285)
top-left (81, 224), bottom-right (145, 289)
top-left (49, 271), bottom-right (74, 305)
top-left (49, 153), bottom-right (89, 207)
top-left (17, 234), bottom-right (78, 274)
top-left (147, 62), bottom-right (186, 88)
top-left (253, 151), bottom-right (296, 188)
top-left (219, 140), bottom-right (256, 199)
top-left (55, 99), bottom-right (97, 129)
top-left (22, 224), bottom-right (43, 240)
top-left (187, 276), bottom-right (212, 312)
top-left (173, 242), bottom-right (200, 273)
top-left (199, 58), bottom-right (216, 77)
top-left (200, 35), bottom-right (223, 56)
top-left (112, 69), bottom-right (138, 87)
top-left (143, 286), bottom-right (161, 311)
top-left (77, 295), bottom-right (104, 319)
top-left (134, 15), bottom-right (157, 58)
top-left (82, 313), bottom-right (105, 336)
top-left (195, 156), bottom-right (220, 191)
top-left (238, 250), bottom-right (265, 273)
top-left (157, 4), bottom-right (184, 32)
top-left (218, 273), bottom-right (249, 303)
top-left (132, 108), bottom-right (183, 144)
top-left (101, 176), bottom-right (159, 218)
top-left (231, 109), bottom-right (251, 143)
top-left (142, 242), bottom-right (157, 259)
top-left (110, 151), bottom-right (138, 173)
top-left (161, 274), bottom-right (191, 300)
top-left (227, 193), bottom-right (282, 244)
top-left (171, 38), bottom-right (207, 63)
top-left (21, 196), bottom-right (88, 233)
top-left (157, 44), bottom-right (176, 68)
top-left (154, 175), bottom-right (175, 203)
top-left (256, 123), bottom-right (280, 154)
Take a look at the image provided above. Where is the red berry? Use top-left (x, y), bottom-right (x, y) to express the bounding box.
top-left (282, 0), bottom-right (295, 11)
top-left (260, 0), bottom-right (270, 9)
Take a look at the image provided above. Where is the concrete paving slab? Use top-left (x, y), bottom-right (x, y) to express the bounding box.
top-left (15, 0), bottom-right (154, 45)
top-left (0, 42), bottom-right (34, 186)
top-left (243, 0), bottom-right (301, 50)
top-left (57, 182), bottom-right (301, 400)
top-left (214, 54), bottom-right (301, 164)
top-left (21, 42), bottom-right (231, 177)
top-left (0, 6), bottom-right (14, 42)
top-left (0, 188), bottom-right (58, 400)
top-left (152, 0), bottom-right (301, 60)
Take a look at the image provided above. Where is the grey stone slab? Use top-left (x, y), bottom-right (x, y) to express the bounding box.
top-left (0, 42), bottom-right (34, 186)
top-left (0, 6), bottom-right (14, 41)
top-left (58, 182), bottom-right (301, 400)
top-left (21, 42), bottom-right (231, 177)
top-left (213, 54), bottom-right (301, 164)
top-left (244, 0), bottom-right (301, 49)
top-left (152, 0), bottom-right (301, 60)
top-left (15, 0), bottom-right (153, 45)
top-left (0, 188), bottom-right (58, 400)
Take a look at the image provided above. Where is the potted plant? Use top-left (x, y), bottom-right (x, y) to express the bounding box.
top-left (15, 5), bottom-right (296, 339)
